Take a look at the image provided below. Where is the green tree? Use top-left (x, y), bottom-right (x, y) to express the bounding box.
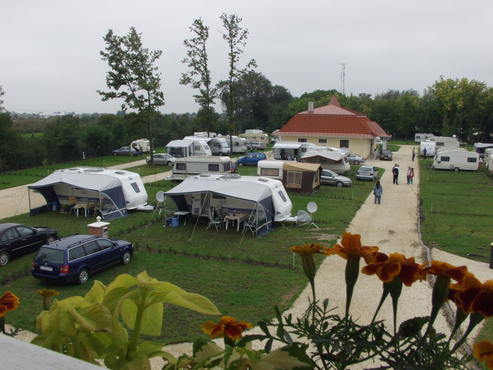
top-left (219, 13), bottom-right (256, 146)
top-left (0, 85), bottom-right (5, 112)
top-left (181, 18), bottom-right (217, 135)
top-left (43, 115), bottom-right (82, 162)
top-left (98, 27), bottom-right (165, 164)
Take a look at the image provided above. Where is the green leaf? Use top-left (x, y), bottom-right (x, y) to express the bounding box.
top-left (68, 303), bottom-right (112, 332)
top-left (250, 347), bottom-right (312, 370)
top-left (193, 341), bottom-right (223, 363)
top-left (106, 273), bottom-right (138, 292)
top-left (84, 280), bottom-right (106, 303)
top-left (137, 340), bottom-right (166, 358)
top-left (121, 298), bottom-right (163, 336)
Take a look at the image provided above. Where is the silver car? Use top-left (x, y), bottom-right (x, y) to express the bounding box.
top-left (346, 153), bottom-right (365, 165)
top-left (356, 165), bottom-right (378, 181)
top-left (146, 153), bottom-right (176, 166)
top-left (320, 169), bottom-right (352, 187)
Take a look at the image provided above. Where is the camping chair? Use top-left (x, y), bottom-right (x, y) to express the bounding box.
top-left (242, 217), bottom-right (256, 236)
top-left (206, 207), bottom-right (222, 232)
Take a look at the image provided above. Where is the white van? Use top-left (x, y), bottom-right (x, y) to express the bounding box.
top-left (432, 149), bottom-right (479, 171)
top-left (130, 138), bottom-right (150, 153)
top-left (168, 156), bottom-right (234, 180)
top-left (166, 139), bottom-right (212, 158)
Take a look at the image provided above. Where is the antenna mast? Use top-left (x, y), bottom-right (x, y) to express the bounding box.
top-left (340, 63), bottom-right (346, 95)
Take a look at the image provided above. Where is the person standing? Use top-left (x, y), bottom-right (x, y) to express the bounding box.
top-left (412, 147), bottom-right (415, 161)
top-left (373, 181), bottom-right (383, 204)
top-left (392, 164), bottom-right (399, 184)
top-left (423, 147), bottom-right (427, 158)
top-left (410, 167), bottom-right (415, 184)
top-left (407, 166), bottom-right (412, 184)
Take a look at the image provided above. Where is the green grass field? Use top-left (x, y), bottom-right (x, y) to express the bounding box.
top-left (0, 168), bottom-right (380, 343)
top-left (123, 163), bottom-right (172, 177)
top-left (419, 159), bottom-right (493, 343)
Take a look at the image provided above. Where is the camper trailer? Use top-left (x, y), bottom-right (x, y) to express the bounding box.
top-left (28, 167), bottom-right (149, 220)
top-left (474, 143), bottom-right (493, 159)
top-left (432, 149), bottom-right (479, 171)
top-left (166, 139), bottom-right (212, 158)
top-left (240, 129), bottom-right (268, 149)
top-left (429, 136), bottom-right (460, 150)
top-left (168, 156), bottom-right (234, 180)
top-left (130, 139), bottom-right (150, 153)
top-left (194, 132), bottom-right (217, 138)
top-left (299, 151), bottom-right (350, 174)
top-left (420, 140), bottom-right (436, 157)
top-left (272, 142), bottom-right (316, 160)
top-left (257, 160), bottom-right (320, 193)
top-left (184, 136), bottom-right (230, 156)
top-left (415, 133), bottom-right (434, 142)
top-left (224, 136), bottom-right (247, 154)
top-left (163, 174), bottom-right (292, 236)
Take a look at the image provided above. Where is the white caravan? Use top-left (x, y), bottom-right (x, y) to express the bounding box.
top-left (167, 156), bottom-right (234, 180)
top-left (272, 142), bottom-right (316, 160)
top-left (474, 143), bottom-right (493, 159)
top-left (415, 133), bottom-right (434, 142)
top-left (225, 135), bottom-right (248, 154)
top-left (166, 139), bottom-right (212, 158)
top-left (194, 132), bottom-right (217, 138)
top-left (184, 136), bottom-right (230, 156)
top-left (432, 149), bottom-right (479, 171)
top-left (257, 160), bottom-right (284, 180)
top-left (420, 140), bottom-right (436, 157)
top-left (240, 129), bottom-right (268, 149)
top-left (130, 138), bottom-right (150, 153)
top-left (429, 136), bottom-right (460, 150)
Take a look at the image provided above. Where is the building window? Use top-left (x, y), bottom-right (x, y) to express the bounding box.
top-left (286, 171), bottom-right (302, 187)
top-left (298, 138), bottom-right (307, 142)
top-left (467, 157), bottom-right (477, 163)
top-left (318, 138), bottom-right (327, 144)
top-left (340, 140), bottom-right (349, 148)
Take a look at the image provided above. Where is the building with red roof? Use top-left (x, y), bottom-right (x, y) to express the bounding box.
top-left (278, 96), bottom-right (390, 158)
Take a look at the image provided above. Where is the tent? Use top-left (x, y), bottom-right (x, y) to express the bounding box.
top-left (300, 151), bottom-right (350, 174)
top-left (163, 175), bottom-right (292, 236)
top-left (282, 162), bottom-right (321, 193)
top-left (28, 168), bottom-right (147, 220)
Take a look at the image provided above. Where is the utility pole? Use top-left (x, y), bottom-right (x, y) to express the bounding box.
top-left (340, 63), bottom-right (346, 95)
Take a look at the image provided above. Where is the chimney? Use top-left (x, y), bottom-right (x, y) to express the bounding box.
top-left (308, 102), bottom-right (314, 113)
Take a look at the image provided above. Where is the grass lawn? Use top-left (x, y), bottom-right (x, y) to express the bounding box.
top-left (419, 159), bottom-right (493, 342)
top-left (387, 144), bottom-right (401, 152)
top-left (0, 169), bottom-right (380, 343)
top-left (123, 163), bottom-right (172, 177)
top-left (389, 139), bottom-right (416, 145)
top-left (0, 155), bottom-right (146, 190)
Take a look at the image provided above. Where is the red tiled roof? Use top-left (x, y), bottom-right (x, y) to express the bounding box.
top-left (279, 96), bottom-right (390, 138)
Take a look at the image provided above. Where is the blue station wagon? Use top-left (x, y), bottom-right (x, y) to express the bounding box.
top-left (236, 152), bottom-right (267, 166)
top-left (31, 235), bottom-right (133, 284)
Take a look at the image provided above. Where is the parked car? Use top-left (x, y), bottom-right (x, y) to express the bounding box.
top-left (236, 152), bottom-right (267, 166)
top-left (146, 153), bottom-right (175, 166)
top-left (112, 146), bottom-right (137, 156)
top-left (356, 165), bottom-right (378, 181)
top-left (320, 169), bottom-right (352, 187)
top-left (379, 149), bottom-right (393, 161)
top-left (31, 234), bottom-right (133, 284)
top-left (346, 153), bottom-right (365, 165)
top-left (0, 223), bottom-right (58, 266)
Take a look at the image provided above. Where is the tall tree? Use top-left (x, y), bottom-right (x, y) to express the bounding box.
top-left (180, 18), bottom-right (216, 135)
top-left (219, 13), bottom-right (256, 147)
top-left (98, 27), bottom-right (164, 163)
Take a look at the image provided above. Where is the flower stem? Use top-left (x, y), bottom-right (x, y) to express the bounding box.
top-left (345, 256), bottom-right (360, 318)
top-left (371, 286), bottom-right (389, 325)
top-left (127, 295), bottom-right (146, 361)
top-left (451, 312), bottom-right (483, 353)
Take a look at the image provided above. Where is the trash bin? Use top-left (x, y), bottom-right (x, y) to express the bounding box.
top-left (170, 217), bottom-right (179, 227)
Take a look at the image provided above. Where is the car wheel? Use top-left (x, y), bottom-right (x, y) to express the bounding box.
top-left (336, 182), bottom-right (343, 188)
top-left (47, 235), bottom-right (56, 243)
top-left (166, 161), bottom-right (171, 166)
top-left (0, 252), bottom-right (10, 266)
top-left (454, 167), bottom-right (460, 172)
top-left (77, 269), bottom-right (90, 285)
top-left (122, 251), bottom-right (132, 265)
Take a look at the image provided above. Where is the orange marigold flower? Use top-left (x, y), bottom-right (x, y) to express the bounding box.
top-left (202, 316), bottom-right (253, 340)
top-left (362, 253), bottom-right (423, 286)
top-left (290, 243), bottom-right (325, 255)
top-left (37, 289), bottom-right (59, 298)
top-left (449, 273), bottom-right (482, 312)
top-left (471, 280), bottom-right (493, 318)
top-left (423, 260), bottom-right (468, 282)
top-left (0, 305), bottom-right (8, 318)
top-left (0, 291), bottom-right (20, 312)
top-left (473, 340), bottom-right (493, 369)
top-left (324, 233), bottom-right (378, 260)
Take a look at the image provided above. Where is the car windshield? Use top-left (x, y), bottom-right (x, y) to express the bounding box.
top-left (360, 167), bottom-right (373, 171)
top-left (36, 247), bottom-right (64, 264)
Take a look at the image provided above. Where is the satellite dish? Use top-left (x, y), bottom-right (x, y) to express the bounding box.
top-left (156, 191), bottom-right (165, 203)
top-left (296, 210), bottom-right (312, 226)
top-left (307, 201), bottom-right (318, 214)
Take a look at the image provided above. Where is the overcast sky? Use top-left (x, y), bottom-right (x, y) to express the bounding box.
top-left (2, 0), bottom-right (493, 114)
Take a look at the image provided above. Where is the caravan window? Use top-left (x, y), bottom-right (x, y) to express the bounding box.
top-left (130, 182), bottom-right (140, 193)
top-left (278, 190), bottom-right (288, 202)
top-left (286, 171), bottom-right (302, 187)
top-left (208, 164), bottom-right (220, 171)
top-left (194, 145), bottom-right (201, 151)
top-left (261, 168), bottom-right (280, 177)
top-left (176, 163), bottom-right (186, 170)
top-left (440, 156), bottom-right (450, 162)
top-left (437, 142), bottom-right (444, 146)
top-left (467, 157), bottom-right (477, 163)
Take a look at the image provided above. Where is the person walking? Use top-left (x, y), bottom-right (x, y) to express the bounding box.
top-left (410, 167), bottom-right (415, 184)
top-left (412, 147), bottom-right (415, 161)
top-left (373, 181), bottom-right (383, 204)
top-left (392, 164), bottom-right (399, 184)
top-left (423, 147), bottom-right (427, 158)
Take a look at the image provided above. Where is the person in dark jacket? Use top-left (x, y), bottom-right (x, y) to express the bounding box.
top-left (373, 181), bottom-right (383, 204)
top-left (392, 164), bottom-right (399, 184)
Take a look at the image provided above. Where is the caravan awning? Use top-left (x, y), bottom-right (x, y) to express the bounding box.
top-left (273, 142), bottom-right (303, 150)
top-left (166, 140), bottom-right (192, 148)
top-left (301, 151), bottom-right (344, 162)
top-left (283, 162), bottom-right (320, 172)
top-left (29, 171), bottom-right (121, 192)
top-left (165, 176), bottom-right (271, 202)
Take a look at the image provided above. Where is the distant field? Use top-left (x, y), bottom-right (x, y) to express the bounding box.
top-left (20, 132), bottom-right (44, 138)
top-left (0, 155), bottom-right (146, 190)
